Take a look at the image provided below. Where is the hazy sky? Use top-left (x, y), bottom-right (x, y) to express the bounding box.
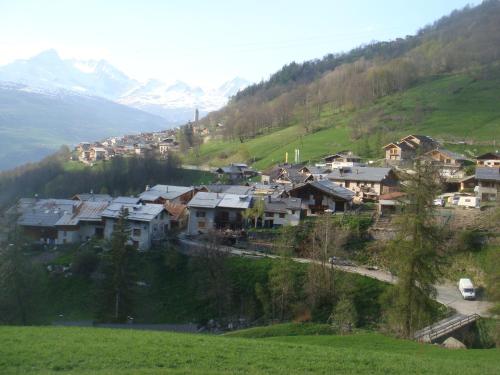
top-left (0, 0), bottom-right (482, 88)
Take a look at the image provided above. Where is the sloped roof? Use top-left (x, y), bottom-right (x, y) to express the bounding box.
top-left (18, 199), bottom-right (80, 228)
top-left (139, 185), bottom-right (193, 201)
top-left (475, 167), bottom-right (500, 182)
top-left (310, 180), bottom-right (355, 201)
top-left (187, 192), bottom-right (252, 209)
top-left (204, 184), bottom-right (254, 195)
top-left (476, 152), bottom-right (500, 160)
top-left (382, 141), bottom-right (414, 151)
top-left (289, 180), bottom-right (354, 201)
top-left (427, 148), bottom-right (468, 161)
top-left (72, 193), bottom-right (112, 202)
top-left (55, 201), bottom-right (109, 226)
top-left (218, 194), bottom-right (252, 209)
top-left (164, 202), bottom-right (187, 221)
top-left (327, 167), bottom-right (393, 182)
top-left (112, 196), bottom-right (141, 205)
top-left (263, 197), bottom-right (302, 213)
top-left (187, 192), bottom-right (223, 208)
top-left (102, 203), bottom-right (164, 222)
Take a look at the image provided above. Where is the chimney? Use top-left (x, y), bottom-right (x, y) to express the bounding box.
top-left (145, 185), bottom-right (150, 191)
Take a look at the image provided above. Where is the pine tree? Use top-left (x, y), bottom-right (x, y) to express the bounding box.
top-left (96, 207), bottom-right (137, 322)
top-left (382, 160), bottom-right (444, 338)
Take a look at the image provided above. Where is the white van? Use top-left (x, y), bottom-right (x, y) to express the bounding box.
top-left (457, 196), bottom-right (480, 208)
top-left (458, 278), bottom-right (476, 300)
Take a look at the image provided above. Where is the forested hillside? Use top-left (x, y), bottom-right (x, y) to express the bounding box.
top-left (192, 1), bottom-right (500, 168)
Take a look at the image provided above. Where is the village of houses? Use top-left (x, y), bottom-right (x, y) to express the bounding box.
top-left (8, 133), bottom-right (500, 251)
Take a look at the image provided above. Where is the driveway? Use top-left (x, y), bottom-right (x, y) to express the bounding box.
top-left (178, 237), bottom-right (494, 317)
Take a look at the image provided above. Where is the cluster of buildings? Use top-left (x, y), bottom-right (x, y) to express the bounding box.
top-left (10, 134), bottom-right (499, 250)
top-left (75, 130), bottom-right (179, 164)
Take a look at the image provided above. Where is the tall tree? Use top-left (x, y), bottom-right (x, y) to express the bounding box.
top-left (96, 207), bottom-right (137, 322)
top-left (382, 160), bottom-right (443, 338)
top-left (268, 228), bottom-right (299, 321)
top-left (304, 215), bottom-right (348, 320)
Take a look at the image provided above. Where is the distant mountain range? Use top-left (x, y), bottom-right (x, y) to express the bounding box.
top-left (0, 81), bottom-right (167, 171)
top-left (0, 49), bottom-right (250, 170)
top-left (0, 49), bottom-right (250, 123)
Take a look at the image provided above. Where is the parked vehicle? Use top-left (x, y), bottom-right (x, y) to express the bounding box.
top-left (433, 198), bottom-right (445, 207)
top-left (458, 278), bottom-right (476, 300)
top-left (457, 196), bottom-right (481, 208)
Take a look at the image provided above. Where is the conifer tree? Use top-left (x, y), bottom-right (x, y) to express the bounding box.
top-left (382, 160), bottom-right (443, 337)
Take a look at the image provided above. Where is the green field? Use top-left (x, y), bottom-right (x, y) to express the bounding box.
top-left (187, 69), bottom-right (500, 170)
top-left (0, 326), bottom-right (498, 374)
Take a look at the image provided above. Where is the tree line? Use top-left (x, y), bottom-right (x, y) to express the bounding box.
top-left (197, 1), bottom-right (500, 144)
top-left (0, 146), bottom-right (212, 210)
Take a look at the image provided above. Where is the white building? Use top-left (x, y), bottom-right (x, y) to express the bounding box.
top-left (262, 196), bottom-right (302, 227)
top-left (101, 197), bottom-right (169, 250)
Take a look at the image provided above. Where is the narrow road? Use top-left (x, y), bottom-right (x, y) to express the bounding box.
top-left (178, 237), bottom-right (493, 317)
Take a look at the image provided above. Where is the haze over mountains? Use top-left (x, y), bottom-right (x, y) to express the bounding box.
top-left (0, 50), bottom-right (249, 171)
top-left (0, 49), bottom-right (250, 123)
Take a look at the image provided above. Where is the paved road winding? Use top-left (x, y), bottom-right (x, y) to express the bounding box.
top-left (179, 238), bottom-right (493, 317)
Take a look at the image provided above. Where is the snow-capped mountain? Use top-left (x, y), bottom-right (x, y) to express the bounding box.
top-left (118, 77), bottom-right (250, 123)
top-left (0, 49), bottom-right (137, 100)
top-left (0, 49), bottom-right (251, 124)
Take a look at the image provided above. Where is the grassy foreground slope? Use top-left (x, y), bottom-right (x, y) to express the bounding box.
top-left (0, 326), bottom-right (498, 374)
top-left (190, 69), bottom-right (500, 170)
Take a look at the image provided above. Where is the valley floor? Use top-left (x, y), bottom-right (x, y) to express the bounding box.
top-left (0, 326), bottom-right (498, 374)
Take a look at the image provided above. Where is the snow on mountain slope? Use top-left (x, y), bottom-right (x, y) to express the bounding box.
top-left (0, 49), bottom-right (251, 124)
top-left (118, 77), bottom-right (250, 123)
top-left (0, 49), bottom-right (136, 100)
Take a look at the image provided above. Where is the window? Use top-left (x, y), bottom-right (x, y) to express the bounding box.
top-left (133, 228), bottom-right (141, 237)
top-left (266, 212), bottom-right (274, 218)
top-left (198, 221), bottom-right (206, 229)
top-left (196, 211), bottom-right (206, 218)
top-left (279, 213), bottom-right (286, 219)
top-left (291, 210), bottom-right (296, 215)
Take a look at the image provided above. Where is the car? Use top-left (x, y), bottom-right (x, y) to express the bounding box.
top-left (433, 198), bottom-right (445, 207)
top-left (458, 278), bottom-right (476, 300)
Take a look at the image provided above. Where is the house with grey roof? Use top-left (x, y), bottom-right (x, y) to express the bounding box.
top-left (17, 199), bottom-right (81, 245)
top-left (421, 148), bottom-right (470, 178)
top-left (476, 152), bottom-right (500, 168)
top-left (475, 167), bottom-right (500, 201)
top-left (261, 196), bottom-right (302, 227)
top-left (55, 201), bottom-right (109, 244)
top-left (285, 180), bottom-right (354, 215)
top-left (187, 192), bottom-right (252, 235)
top-left (102, 198), bottom-right (169, 250)
top-left (326, 166), bottom-right (399, 201)
top-left (204, 184), bottom-right (254, 196)
top-left (214, 163), bottom-right (258, 182)
top-left (139, 185), bottom-right (195, 205)
top-left (383, 134), bottom-right (438, 164)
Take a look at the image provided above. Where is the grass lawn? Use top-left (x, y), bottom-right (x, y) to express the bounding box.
top-left (0, 326), bottom-right (498, 374)
top-left (187, 68), bottom-right (500, 170)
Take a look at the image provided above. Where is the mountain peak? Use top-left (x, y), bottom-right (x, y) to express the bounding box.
top-left (32, 49), bottom-right (61, 62)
